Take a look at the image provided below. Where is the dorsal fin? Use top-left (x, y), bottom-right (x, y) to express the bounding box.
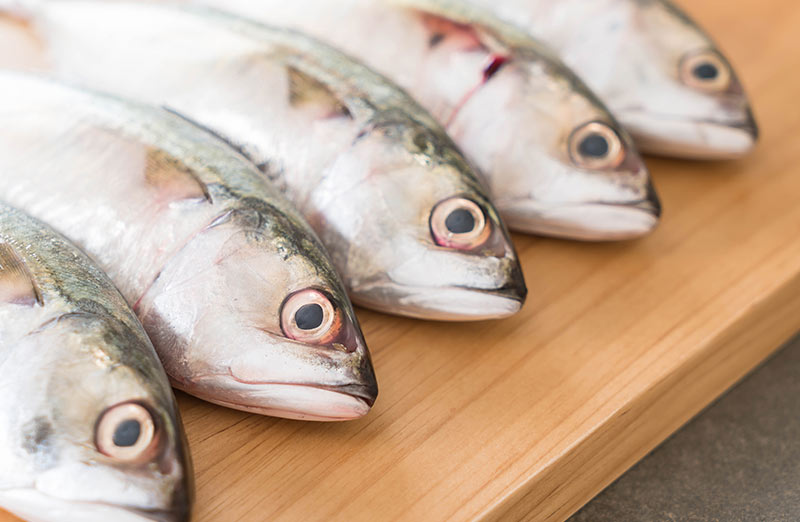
top-left (287, 65), bottom-right (351, 119)
top-left (0, 242), bottom-right (41, 306)
top-left (145, 148), bottom-right (211, 203)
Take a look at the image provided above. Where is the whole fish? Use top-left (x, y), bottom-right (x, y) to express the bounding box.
top-left (0, 204), bottom-right (192, 521)
top-left (0, 71), bottom-right (377, 421)
top-left (3, 0), bottom-right (658, 242)
top-left (467, 0), bottom-right (759, 159)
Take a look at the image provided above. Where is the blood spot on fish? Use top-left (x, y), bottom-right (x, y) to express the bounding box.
top-left (444, 54), bottom-right (509, 128)
top-left (483, 55), bottom-right (508, 82)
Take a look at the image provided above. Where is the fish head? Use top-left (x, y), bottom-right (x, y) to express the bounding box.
top-left (605, 0), bottom-right (757, 159)
top-left (452, 51), bottom-right (660, 240)
top-left (1, 313), bottom-right (191, 522)
top-left (135, 204), bottom-right (377, 421)
top-left (310, 117), bottom-right (527, 320)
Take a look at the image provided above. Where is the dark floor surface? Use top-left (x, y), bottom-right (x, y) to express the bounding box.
top-left (570, 334), bottom-right (800, 522)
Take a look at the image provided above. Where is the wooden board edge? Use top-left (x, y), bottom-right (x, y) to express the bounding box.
top-left (481, 270), bottom-right (800, 522)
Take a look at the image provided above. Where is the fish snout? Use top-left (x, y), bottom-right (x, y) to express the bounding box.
top-left (319, 380), bottom-right (378, 408)
top-left (621, 104), bottom-right (759, 160)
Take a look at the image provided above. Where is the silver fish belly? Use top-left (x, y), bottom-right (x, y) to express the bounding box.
top-left (0, 204), bottom-right (192, 522)
top-left (467, 0), bottom-right (759, 159)
top-left (0, 71), bottom-right (378, 421)
top-left (174, 0), bottom-right (661, 240)
top-left (2, 1), bottom-right (529, 318)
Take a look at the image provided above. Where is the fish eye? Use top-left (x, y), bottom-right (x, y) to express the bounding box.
top-left (568, 121), bottom-right (625, 170)
top-left (430, 197), bottom-right (490, 250)
top-left (281, 289), bottom-right (341, 344)
top-left (95, 402), bottom-right (157, 463)
top-left (680, 50), bottom-right (731, 92)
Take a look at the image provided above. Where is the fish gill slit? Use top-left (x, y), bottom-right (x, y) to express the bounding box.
top-left (445, 54), bottom-right (509, 129)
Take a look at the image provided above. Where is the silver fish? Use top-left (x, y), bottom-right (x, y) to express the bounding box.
top-left (467, 0), bottom-right (759, 159)
top-left (176, 0), bottom-right (661, 240)
top-left (0, 204), bottom-right (192, 521)
top-left (1, 1), bottom-right (528, 318)
top-left (0, 71), bottom-right (377, 421)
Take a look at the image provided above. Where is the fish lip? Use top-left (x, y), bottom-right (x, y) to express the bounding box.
top-left (122, 505), bottom-right (190, 522)
top-left (618, 108), bottom-right (759, 159)
top-left (501, 195), bottom-right (661, 241)
top-left (0, 493), bottom-right (190, 522)
top-left (469, 266), bottom-right (528, 308)
top-left (227, 373), bottom-right (378, 408)
top-left (353, 283), bottom-right (526, 321)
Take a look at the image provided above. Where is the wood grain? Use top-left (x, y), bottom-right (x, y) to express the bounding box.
top-left (2, 0), bottom-right (800, 520)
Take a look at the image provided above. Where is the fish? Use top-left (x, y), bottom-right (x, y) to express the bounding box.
top-left (172, 0), bottom-right (661, 240)
top-left (0, 70), bottom-right (378, 421)
top-left (0, 1), bottom-right (528, 318)
top-left (466, 0), bottom-right (759, 159)
top-left (0, 203), bottom-right (192, 522)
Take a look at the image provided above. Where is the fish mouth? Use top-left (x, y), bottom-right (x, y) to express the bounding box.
top-left (0, 488), bottom-right (190, 522)
top-left (353, 282), bottom-right (527, 321)
top-left (122, 505), bottom-right (190, 522)
top-left (502, 193), bottom-right (661, 241)
top-left (619, 108), bottom-right (759, 159)
top-left (195, 376), bottom-right (378, 422)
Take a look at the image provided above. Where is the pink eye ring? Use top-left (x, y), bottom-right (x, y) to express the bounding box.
top-left (680, 50), bottom-right (731, 92)
top-left (95, 402), bottom-right (158, 463)
top-left (568, 121), bottom-right (626, 170)
top-left (280, 289), bottom-right (341, 344)
top-left (430, 197), bottom-right (490, 250)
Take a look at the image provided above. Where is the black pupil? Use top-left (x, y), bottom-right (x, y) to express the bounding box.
top-left (693, 62), bottom-right (719, 80)
top-left (113, 419), bottom-right (141, 448)
top-left (579, 134), bottom-right (610, 158)
top-left (445, 208), bottom-right (476, 234)
top-left (295, 303), bottom-right (324, 330)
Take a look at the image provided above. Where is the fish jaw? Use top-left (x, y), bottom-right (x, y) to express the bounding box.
top-left (182, 380), bottom-right (375, 422)
top-left (0, 488), bottom-right (189, 522)
top-left (355, 284), bottom-right (525, 322)
top-left (346, 261), bottom-right (527, 321)
top-left (620, 108), bottom-right (759, 160)
top-left (342, 229), bottom-right (527, 321)
top-left (503, 198), bottom-right (661, 241)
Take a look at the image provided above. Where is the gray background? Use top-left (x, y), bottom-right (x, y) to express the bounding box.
top-left (570, 334), bottom-right (800, 521)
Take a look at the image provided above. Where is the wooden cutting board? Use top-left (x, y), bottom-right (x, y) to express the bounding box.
top-left (2, 0), bottom-right (799, 520)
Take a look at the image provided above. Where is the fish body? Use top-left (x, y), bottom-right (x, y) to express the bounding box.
top-left (0, 204), bottom-right (192, 521)
top-left (173, 0), bottom-right (661, 240)
top-left (0, 71), bottom-right (377, 421)
top-left (3, 1), bottom-right (527, 318)
top-left (466, 0), bottom-right (759, 159)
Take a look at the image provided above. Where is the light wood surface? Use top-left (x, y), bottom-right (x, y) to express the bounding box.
top-left (2, 0), bottom-right (800, 520)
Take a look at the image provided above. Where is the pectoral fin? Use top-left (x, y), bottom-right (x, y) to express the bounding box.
top-left (145, 149), bottom-right (211, 203)
top-left (0, 242), bottom-right (41, 306)
top-left (287, 66), bottom-right (351, 119)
